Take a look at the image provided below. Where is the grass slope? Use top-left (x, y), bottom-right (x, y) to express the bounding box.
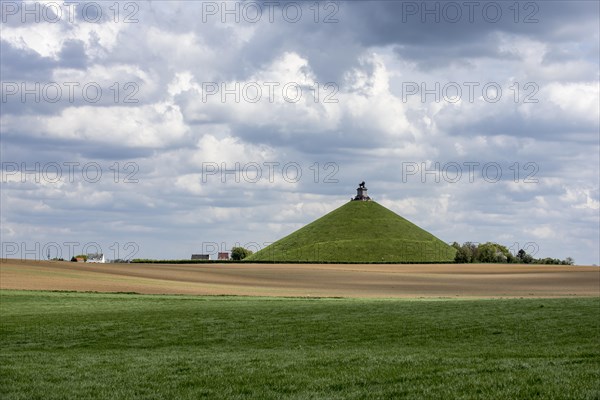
top-left (247, 201), bottom-right (456, 262)
top-left (1, 291), bottom-right (598, 399)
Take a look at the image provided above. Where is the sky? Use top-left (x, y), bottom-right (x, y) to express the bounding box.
top-left (1, 0), bottom-right (598, 264)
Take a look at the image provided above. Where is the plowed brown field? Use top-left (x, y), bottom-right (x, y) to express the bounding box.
top-left (1, 259), bottom-right (598, 298)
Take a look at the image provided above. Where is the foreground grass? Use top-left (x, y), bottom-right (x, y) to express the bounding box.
top-left (0, 291), bottom-right (598, 399)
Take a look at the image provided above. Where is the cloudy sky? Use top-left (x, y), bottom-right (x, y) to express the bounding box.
top-left (1, 0), bottom-right (598, 264)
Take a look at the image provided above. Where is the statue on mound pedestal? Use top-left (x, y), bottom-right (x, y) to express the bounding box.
top-left (352, 181), bottom-right (371, 201)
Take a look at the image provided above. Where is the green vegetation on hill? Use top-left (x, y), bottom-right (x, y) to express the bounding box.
top-left (1, 291), bottom-right (598, 399)
top-left (247, 201), bottom-right (456, 262)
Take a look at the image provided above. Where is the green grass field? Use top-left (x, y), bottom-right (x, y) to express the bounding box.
top-left (1, 291), bottom-right (598, 399)
top-left (248, 201), bottom-right (456, 262)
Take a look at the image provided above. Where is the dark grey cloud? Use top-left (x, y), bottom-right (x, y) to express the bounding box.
top-left (249, 1), bottom-right (599, 72)
top-left (341, 1), bottom-right (597, 45)
top-left (58, 39), bottom-right (87, 69)
top-left (0, 40), bottom-right (56, 81)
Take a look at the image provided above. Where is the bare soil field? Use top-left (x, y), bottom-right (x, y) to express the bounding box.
top-left (1, 259), bottom-right (598, 298)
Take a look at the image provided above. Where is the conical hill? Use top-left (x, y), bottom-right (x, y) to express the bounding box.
top-left (246, 200), bottom-right (456, 263)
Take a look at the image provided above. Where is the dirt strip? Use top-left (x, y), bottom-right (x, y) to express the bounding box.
top-left (1, 259), bottom-right (598, 298)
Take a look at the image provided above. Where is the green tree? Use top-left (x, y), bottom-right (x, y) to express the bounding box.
top-left (475, 242), bottom-right (511, 263)
top-left (453, 242), bottom-right (474, 263)
top-left (564, 257), bottom-right (574, 265)
top-left (516, 249), bottom-right (534, 264)
top-left (231, 247), bottom-right (253, 261)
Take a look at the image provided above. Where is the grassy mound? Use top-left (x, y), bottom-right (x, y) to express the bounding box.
top-left (247, 201), bottom-right (456, 262)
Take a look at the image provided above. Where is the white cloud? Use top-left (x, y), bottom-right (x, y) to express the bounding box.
top-left (3, 103), bottom-right (189, 147)
top-left (2, 3), bottom-right (123, 58)
top-left (545, 82), bottom-right (600, 123)
top-left (561, 187), bottom-right (600, 210)
top-left (525, 225), bottom-right (556, 240)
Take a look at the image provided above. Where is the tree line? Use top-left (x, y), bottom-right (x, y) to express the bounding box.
top-left (451, 242), bottom-right (574, 265)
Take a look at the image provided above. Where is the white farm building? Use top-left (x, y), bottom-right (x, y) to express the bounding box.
top-left (87, 253), bottom-right (106, 263)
